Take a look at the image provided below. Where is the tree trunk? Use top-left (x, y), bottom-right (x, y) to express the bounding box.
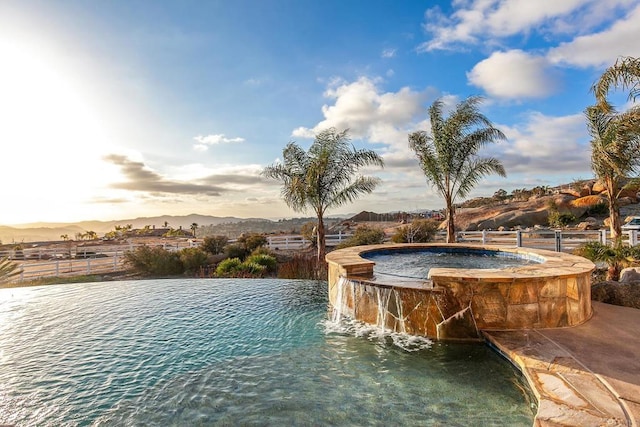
top-left (606, 177), bottom-right (622, 240)
top-left (446, 202), bottom-right (456, 243)
top-left (316, 214), bottom-right (326, 263)
top-left (608, 194), bottom-right (622, 241)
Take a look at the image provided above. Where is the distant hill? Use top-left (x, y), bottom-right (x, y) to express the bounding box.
top-left (0, 214), bottom-right (256, 244)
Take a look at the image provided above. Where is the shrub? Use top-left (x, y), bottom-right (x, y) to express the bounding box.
top-left (214, 255), bottom-right (273, 278)
top-left (548, 211), bottom-right (576, 228)
top-left (202, 235), bottom-right (228, 255)
top-left (574, 240), bottom-right (640, 281)
top-left (391, 219), bottom-right (439, 243)
top-left (178, 248), bottom-right (209, 273)
top-left (245, 253), bottom-right (277, 273)
top-left (300, 221), bottom-right (317, 247)
top-left (241, 262), bottom-right (267, 277)
top-left (277, 254), bottom-right (327, 280)
top-left (336, 225), bottom-right (385, 249)
top-left (224, 243), bottom-right (249, 260)
top-left (249, 246), bottom-right (275, 257)
top-left (124, 246), bottom-right (184, 276)
top-left (215, 257), bottom-right (243, 276)
top-left (586, 202), bottom-right (609, 216)
top-left (237, 233), bottom-right (268, 253)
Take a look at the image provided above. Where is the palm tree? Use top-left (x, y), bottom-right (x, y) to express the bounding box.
top-left (574, 240), bottom-right (640, 281)
top-left (190, 223), bottom-right (199, 238)
top-left (592, 56), bottom-right (640, 112)
top-left (585, 105), bottom-right (640, 240)
top-left (262, 128), bottom-right (384, 261)
top-left (409, 96), bottom-right (506, 243)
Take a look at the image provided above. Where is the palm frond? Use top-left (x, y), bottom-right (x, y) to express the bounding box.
top-left (592, 56), bottom-right (640, 109)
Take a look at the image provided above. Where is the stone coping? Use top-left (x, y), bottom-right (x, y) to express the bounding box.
top-left (326, 243), bottom-right (595, 284)
top-left (485, 302), bottom-right (640, 426)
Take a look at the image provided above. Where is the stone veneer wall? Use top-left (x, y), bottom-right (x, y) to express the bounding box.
top-left (326, 244), bottom-right (595, 340)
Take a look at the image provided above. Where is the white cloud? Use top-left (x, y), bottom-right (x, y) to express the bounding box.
top-left (381, 48), bottom-right (396, 58)
top-left (483, 0), bottom-right (585, 37)
top-left (291, 76), bottom-right (440, 175)
top-left (491, 112), bottom-right (590, 174)
top-left (293, 77), bottom-right (432, 142)
top-left (193, 134), bottom-right (245, 151)
top-left (546, 3), bottom-right (640, 68)
top-left (468, 50), bottom-right (560, 99)
top-left (419, 0), bottom-right (635, 52)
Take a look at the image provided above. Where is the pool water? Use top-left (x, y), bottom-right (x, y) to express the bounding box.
top-left (364, 248), bottom-right (537, 279)
top-left (0, 279), bottom-right (534, 426)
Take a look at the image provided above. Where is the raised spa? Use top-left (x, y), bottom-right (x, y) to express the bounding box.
top-left (326, 243), bottom-right (595, 340)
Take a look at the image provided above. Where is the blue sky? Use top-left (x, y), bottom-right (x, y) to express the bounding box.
top-left (1, 0), bottom-right (638, 224)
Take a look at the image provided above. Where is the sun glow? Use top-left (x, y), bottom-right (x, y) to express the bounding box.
top-left (0, 39), bottom-right (123, 224)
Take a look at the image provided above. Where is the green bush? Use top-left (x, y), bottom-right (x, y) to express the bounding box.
top-left (245, 253), bottom-right (277, 273)
top-left (574, 240), bottom-right (640, 281)
top-left (249, 246), bottom-right (275, 257)
top-left (242, 262), bottom-right (267, 277)
top-left (202, 235), bottom-right (228, 255)
top-left (224, 243), bottom-right (249, 260)
top-left (237, 233), bottom-right (268, 253)
top-left (178, 248), bottom-right (209, 273)
top-left (336, 225), bottom-right (385, 249)
top-left (124, 246), bottom-right (184, 276)
top-left (214, 255), bottom-right (273, 278)
top-left (391, 219), bottom-right (439, 243)
top-left (215, 257), bottom-right (243, 276)
top-left (548, 211), bottom-right (576, 228)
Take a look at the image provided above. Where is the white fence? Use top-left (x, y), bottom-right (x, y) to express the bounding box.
top-left (2, 233), bottom-right (352, 282)
top-left (265, 232), bottom-right (351, 250)
top-left (457, 229), bottom-right (639, 252)
top-left (12, 254), bottom-right (128, 282)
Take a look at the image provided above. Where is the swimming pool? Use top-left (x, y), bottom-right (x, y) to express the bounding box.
top-left (0, 279), bottom-right (534, 425)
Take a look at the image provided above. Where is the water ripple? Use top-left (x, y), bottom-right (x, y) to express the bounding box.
top-left (0, 279), bottom-right (533, 426)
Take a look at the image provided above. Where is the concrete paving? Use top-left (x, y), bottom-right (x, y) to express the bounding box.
top-left (484, 302), bottom-right (640, 426)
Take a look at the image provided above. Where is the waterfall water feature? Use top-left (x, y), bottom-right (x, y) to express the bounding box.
top-left (327, 276), bottom-right (431, 351)
top-left (374, 286), bottom-right (407, 333)
top-left (330, 276), bottom-right (348, 322)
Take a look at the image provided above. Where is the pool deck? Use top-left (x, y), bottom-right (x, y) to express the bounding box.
top-left (484, 301), bottom-right (640, 426)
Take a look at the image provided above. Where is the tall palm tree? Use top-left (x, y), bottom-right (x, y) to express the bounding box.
top-left (190, 223), bottom-right (198, 238)
top-left (409, 96), bottom-right (507, 243)
top-left (585, 105), bottom-right (640, 240)
top-left (262, 128), bottom-right (384, 261)
top-left (592, 56), bottom-right (640, 112)
top-left (589, 57), bottom-right (640, 241)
